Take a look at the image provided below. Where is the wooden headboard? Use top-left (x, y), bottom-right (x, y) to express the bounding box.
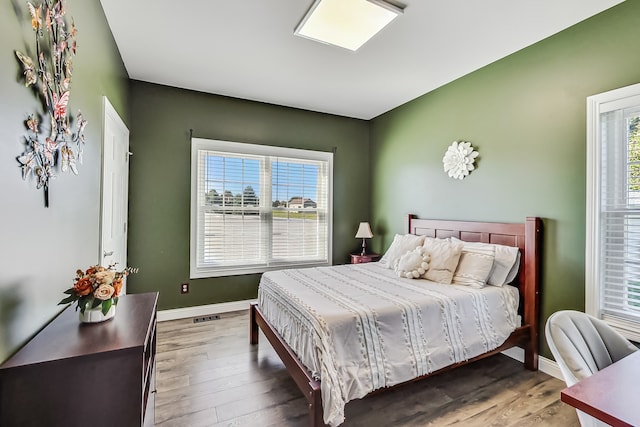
top-left (408, 214), bottom-right (542, 368)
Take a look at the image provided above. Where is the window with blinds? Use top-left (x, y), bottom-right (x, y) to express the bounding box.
top-left (587, 83), bottom-right (640, 341)
top-left (190, 138), bottom-right (333, 278)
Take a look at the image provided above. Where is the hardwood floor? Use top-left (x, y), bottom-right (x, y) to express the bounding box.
top-left (155, 311), bottom-right (579, 427)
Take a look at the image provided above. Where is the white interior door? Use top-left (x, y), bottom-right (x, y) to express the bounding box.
top-left (100, 96), bottom-right (130, 293)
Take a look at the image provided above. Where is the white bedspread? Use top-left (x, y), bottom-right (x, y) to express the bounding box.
top-left (257, 262), bottom-right (519, 426)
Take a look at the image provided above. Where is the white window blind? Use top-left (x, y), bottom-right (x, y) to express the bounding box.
top-left (587, 83), bottom-right (640, 341)
top-left (190, 138), bottom-right (333, 278)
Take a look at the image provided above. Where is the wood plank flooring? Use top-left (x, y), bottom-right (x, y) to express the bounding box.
top-left (155, 311), bottom-right (579, 427)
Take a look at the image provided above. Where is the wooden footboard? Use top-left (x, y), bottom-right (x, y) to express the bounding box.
top-left (250, 303), bottom-right (323, 426)
top-left (250, 216), bottom-right (541, 427)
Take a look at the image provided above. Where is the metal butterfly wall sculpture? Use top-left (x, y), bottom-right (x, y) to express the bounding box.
top-left (15, 0), bottom-right (86, 207)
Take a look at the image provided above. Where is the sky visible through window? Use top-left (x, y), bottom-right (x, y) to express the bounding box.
top-left (204, 155), bottom-right (319, 205)
top-left (192, 141), bottom-right (331, 277)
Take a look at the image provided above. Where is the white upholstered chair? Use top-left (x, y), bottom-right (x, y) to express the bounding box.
top-left (545, 310), bottom-right (638, 427)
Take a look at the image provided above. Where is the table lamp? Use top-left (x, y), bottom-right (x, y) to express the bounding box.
top-left (355, 222), bottom-right (373, 256)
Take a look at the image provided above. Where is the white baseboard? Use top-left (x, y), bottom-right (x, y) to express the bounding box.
top-left (501, 346), bottom-right (525, 363)
top-left (501, 347), bottom-right (562, 380)
top-left (157, 299), bottom-right (257, 322)
top-left (539, 355), bottom-right (563, 380)
top-left (158, 302), bottom-right (565, 381)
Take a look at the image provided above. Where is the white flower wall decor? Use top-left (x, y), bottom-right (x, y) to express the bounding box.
top-left (442, 141), bottom-right (479, 180)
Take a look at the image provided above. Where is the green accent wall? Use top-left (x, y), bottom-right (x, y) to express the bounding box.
top-left (127, 81), bottom-right (370, 310)
top-left (370, 0), bottom-right (640, 358)
top-left (3, 0), bottom-right (635, 365)
top-left (0, 0), bottom-right (129, 362)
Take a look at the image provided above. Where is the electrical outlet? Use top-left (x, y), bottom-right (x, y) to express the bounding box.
top-left (181, 283), bottom-right (189, 294)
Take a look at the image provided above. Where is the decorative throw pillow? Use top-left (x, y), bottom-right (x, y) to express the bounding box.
top-left (452, 242), bottom-right (495, 288)
top-left (421, 237), bottom-right (464, 284)
top-left (395, 247), bottom-right (430, 279)
top-left (379, 234), bottom-right (426, 269)
top-left (450, 237), bottom-right (520, 286)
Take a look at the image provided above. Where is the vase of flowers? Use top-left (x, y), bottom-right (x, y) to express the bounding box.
top-left (59, 264), bottom-right (137, 323)
top-left (79, 300), bottom-right (116, 323)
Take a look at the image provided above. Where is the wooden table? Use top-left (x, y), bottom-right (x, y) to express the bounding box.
top-left (350, 253), bottom-right (381, 264)
top-left (561, 350), bottom-right (640, 427)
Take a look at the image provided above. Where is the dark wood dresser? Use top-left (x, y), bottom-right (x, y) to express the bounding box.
top-left (0, 292), bottom-right (158, 427)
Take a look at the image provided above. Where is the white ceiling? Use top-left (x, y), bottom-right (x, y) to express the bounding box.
top-left (99, 0), bottom-right (625, 120)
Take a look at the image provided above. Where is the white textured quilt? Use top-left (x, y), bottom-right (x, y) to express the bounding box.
top-left (257, 262), bottom-right (520, 426)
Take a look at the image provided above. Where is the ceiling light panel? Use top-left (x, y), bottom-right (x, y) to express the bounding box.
top-left (295, 0), bottom-right (403, 51)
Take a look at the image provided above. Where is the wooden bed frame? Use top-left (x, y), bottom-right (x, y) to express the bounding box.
top-left (250, 215), bottom-right (541, 427)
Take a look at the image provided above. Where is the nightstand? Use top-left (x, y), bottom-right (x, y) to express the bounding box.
top-left (350, 253), bottom-right (381, 264)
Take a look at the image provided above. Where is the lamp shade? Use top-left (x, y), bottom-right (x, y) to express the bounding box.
top-left (355, 222), bottom-right (373, 239)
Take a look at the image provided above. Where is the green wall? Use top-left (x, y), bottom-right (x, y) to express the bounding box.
top-left (0, 0), bottom-right (129, 362)
top-left (370, 0), bottom-right (640, 358)
top-left (127, 81), bottom-right (370, 310)
top-left (2, 0), bottom-right (633, 364)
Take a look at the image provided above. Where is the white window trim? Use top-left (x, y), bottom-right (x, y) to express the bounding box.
top-left (586, 82), bottom-right (640, 342)
top-left (189, 138), bottom-right (333, 278)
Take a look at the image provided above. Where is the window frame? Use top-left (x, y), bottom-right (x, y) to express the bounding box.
top-left (190, 138), bottom-right (333, 278)
top-left (586, 82), bottom-right (640, 342)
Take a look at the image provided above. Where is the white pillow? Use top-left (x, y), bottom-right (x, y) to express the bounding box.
top-left (395, 247), bottom-right (430, 279)
top-left (422, 237), bottom-right (464, 284)
top-left (450, 237), bottom-right (520, 286)
top-left (379, 234), bottom-right (426, 269)
top-left (452, 242), bottom-right (495, 288)
top-left (502, 251), bottom-right (521, 285)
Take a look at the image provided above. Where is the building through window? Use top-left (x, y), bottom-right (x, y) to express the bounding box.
top-left (190, 138), bottom-right (333, 278)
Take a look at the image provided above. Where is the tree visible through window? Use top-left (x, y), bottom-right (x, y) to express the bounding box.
top-left (587, 83), bottom-right (640, 342)
top-left (625, 115), bottom-right (640, 308)
top-left (190, 139), bottom-right (333, 278)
